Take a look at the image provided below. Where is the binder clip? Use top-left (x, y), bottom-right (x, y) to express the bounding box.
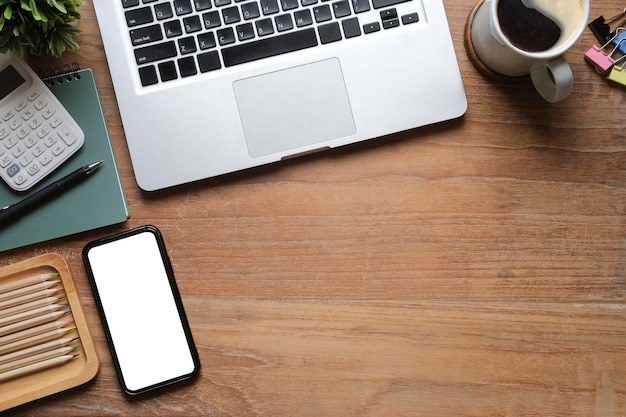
top-left (607, 55), bottom-right (626, 87)
top-left (588, 9), bottom-right (626, 43)
top-left (584, 29), bottom-right (625, 74)
top-left (614, 31), bottom-right (626, 55)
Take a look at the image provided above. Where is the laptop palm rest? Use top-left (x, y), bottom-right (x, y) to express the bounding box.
top-left (233, 58), bottom-right (356, 158)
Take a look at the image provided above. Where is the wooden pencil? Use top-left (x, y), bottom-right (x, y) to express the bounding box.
top-left (0, 310), bottom-right (70, 337)
top-left (0, 320), bottom-right (74, 347)
top-left (0, 345), bottom-right (80, 373)
top-left (0, 296), bottom-right (65, 319)
top-left (0, 273), bottom-right (59, 294)
top-left (0, 281), bottom-right (60, 303)
top-left (0, 354), bottom-right (79, 383)
top-left (0, 326), bottom-right (75, 355)
top-left (0, 337), bottom-right (79, 365)
top-left (0, 288), bottom-right (63, 311)
top-left (0, 304), bottom-right (68, 327)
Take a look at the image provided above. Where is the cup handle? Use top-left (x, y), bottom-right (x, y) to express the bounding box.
top-left (530, 57), bottom-right (574, 103)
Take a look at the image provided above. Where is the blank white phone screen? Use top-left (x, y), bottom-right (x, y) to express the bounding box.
top-left (86, 231), bottom-right (196, 392)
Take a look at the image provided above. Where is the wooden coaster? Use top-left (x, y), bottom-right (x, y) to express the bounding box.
top-left (464, 0), bottom-right (527, 83)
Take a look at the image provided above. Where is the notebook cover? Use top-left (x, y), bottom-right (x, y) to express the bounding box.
top-left (0, 68), bottom-right (129, 252)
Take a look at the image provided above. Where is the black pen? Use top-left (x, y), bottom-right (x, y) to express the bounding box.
top-left (0, 161), bottom-right (103, 227)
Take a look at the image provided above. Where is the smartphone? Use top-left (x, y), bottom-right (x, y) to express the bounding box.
top-left (82, 225), bottom-right (200, 395)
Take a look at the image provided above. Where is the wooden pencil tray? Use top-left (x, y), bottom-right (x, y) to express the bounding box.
top-left (0, 253), bottom-right (99, 411)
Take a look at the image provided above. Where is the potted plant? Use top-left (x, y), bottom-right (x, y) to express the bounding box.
top-left (0, 0), bottom-right (85, 58)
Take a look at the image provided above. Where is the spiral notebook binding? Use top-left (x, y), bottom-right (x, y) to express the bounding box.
top-left (38, 62), bottom-right (82, 86)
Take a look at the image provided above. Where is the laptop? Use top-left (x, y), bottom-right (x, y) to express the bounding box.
top-left (93, 0), bottom-right (467, 191)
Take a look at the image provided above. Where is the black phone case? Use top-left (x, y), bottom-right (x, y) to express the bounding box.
top-left (82, 225), bottom-right (200, 396)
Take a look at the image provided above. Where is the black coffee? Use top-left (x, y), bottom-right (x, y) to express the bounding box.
top-left (497, 0), bottom-right (561, 52)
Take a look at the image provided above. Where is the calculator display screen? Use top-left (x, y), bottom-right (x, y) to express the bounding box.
top-left (0, 65), bottom-right (25, 101)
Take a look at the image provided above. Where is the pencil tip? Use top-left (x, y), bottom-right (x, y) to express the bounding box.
top-left (49, 272), bottom-right (60, 277)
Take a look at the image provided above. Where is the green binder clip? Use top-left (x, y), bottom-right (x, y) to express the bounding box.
top-left (607, 55), bottom-right (626, 87)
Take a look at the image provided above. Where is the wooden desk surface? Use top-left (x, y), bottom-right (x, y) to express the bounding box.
top-left (3, 0), bottom-right (626, 415)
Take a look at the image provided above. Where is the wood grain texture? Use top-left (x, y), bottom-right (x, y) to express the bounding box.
top-left (3, 0), bottom-right (626, 415)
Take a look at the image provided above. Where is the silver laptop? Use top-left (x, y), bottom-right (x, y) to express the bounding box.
top-left (93, 0), bottom-right (466, 191)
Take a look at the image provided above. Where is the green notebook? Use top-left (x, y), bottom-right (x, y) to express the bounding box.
top-left (0, 68), bottom-right (129, 252)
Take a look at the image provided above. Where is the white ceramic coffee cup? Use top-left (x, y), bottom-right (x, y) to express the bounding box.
top-left (470, 0), bottom-right (590, 102)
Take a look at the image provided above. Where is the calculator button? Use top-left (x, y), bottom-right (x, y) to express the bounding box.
top-left (3, 110), bottom-right (16, 121)
top-left (49, 115), bottom-right (63, 128)
top-left (24, 135), bottom-right (37, 147)
top-left (34, 97), bottom-right (48, 110)
top-left (41, 106), bottom-right (56, 119)
top-left (27, 162), bottom-right (41, 176)
top-left (14, 173), bottom-right (28, 185)
top-left (5, 136), bottom-right (18, 148)
top-left (44, 135), bottom-right (57, 147)
top-left (12, 144), bottom-right (26, 158)
top-left (0, 126), bottom-right (9, 139)
top-left (9, 117), bottom-right (22, 130)
top-left (32, 144), bottom-right (45, 157)
top-left (20, 153), bottom-right (34, 166)
top-left (28, 116), bottom-right (43, 130)
top-left (7, 163), bottom-right (20, 177)
top-left (17, 126), bottom-right (30, 139)
top-left (36, 126), bottom-right (50, 138)
top-left (22, 106), bottom-right (35, 120)
top-left (15, 100), bottom-right (28, 112)
top-left (27, 89), bottom-right (41, 101)
top-left (51, 144), bottom-right (65, 156)
top-left (0, 155), bottom-right (12, 168)
top-left (40, 152), bottom-right (53, 165)
top-left (58, 128), bottom-right (78, 145)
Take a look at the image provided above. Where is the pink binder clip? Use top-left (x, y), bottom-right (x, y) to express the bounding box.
top-left (585, 29), bottom-right (626, 73)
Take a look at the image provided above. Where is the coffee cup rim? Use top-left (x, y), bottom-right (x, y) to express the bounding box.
top-left (489, 0), bottom-right (590, 59)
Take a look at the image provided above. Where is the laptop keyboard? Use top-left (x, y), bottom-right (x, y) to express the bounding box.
top-left (122, 0), bottom-right (419, 86)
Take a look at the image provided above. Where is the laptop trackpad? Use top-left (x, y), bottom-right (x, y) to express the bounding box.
top-left (233, 58), bottom-right (356, 158)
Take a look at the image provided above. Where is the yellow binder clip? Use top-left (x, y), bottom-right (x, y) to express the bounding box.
top-left (607, 55), bottom-right (626, 87)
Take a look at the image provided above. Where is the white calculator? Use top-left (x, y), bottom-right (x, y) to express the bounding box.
top-left (0, 52), bottom-right (85, 192)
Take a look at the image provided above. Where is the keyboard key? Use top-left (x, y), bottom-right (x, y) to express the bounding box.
top-left (194, 0), bottom-right (212, 10)
top-left (217, 27), bottom-right (236, 45)
top-left (363, 21), bottom-right (380, 33)
top-left (383, 18), bottom-right (399, 29)
top-left (241, 2), bottom-right (261, 19)
top-left (275, 14), bottom-right (294, 31)
top-left (215, 0), bottom-right (231, 6)
top-left (184, 15), bottom-right (203, 32)
top-left (164, 20), bottom-right (184, 37)
top-left (318, 22), bottom-right (342, 43)
top-left (158, 61), bottom-right (179, 81)
top-left (260, 0), bottom-right (279, 15)
top-left (197, 51), bottom-right (222, 72)
top-left (222, 6), bottom-right (241, 24)
top-left (122, 0), bottom-right (140, 7)
top-left (351, 0), bottom-right (370, 13)
top-left (237, 23), bottom-right (255, 40)
top-left (139, 66), bottom-right (159, 86)
top-left (130, 24), bottom-right (164, 46)
top-left (313, 4), bottom-right (332, 22)
top-left (174, 0), bottom-right (194, 15)
top-left (332, 0), bottom-right (351, 18)
top-left (221, 27), bottom-right (317, 66)
top-left (301, 0), bottom-right (317, 5)
top-left (178, 36), bottom-right (197, 53)
top-left (197, 32), bottom-right (217, 49)
top-left (294, 9), bottom-right (313, 26)
top-left (126, 7), bottom-right (154, 27)
top-left (203, 11), bottom-right (222, 28)
top-left (155, 3), bottom-right (174, 19)
top-left (372, 0), bottom-right (409, 9)
top-left (256, 18), bottom-right (274, 36)
top-left (342, 17), bottom-right (360, 38)
top-left (281, 0), bottom-right (299, 10)
top-left (401, 12), bottom-right (418, 24)
top-left (178, 56), bottom-right (198, 77)
top-left (134, 41), bottom-right (177, 64)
